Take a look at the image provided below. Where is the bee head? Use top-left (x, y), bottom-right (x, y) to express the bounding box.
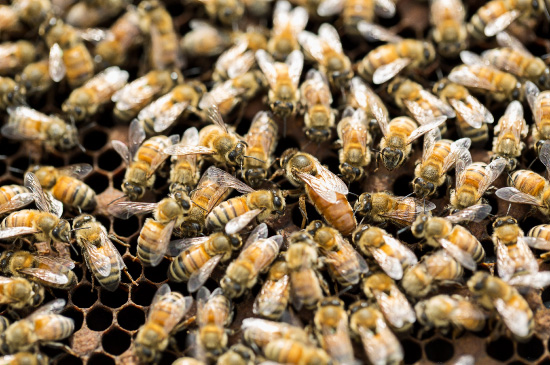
top-left (271, 100), bottom-right (294, 118)
top-left (134, 342), bottom-right (159, 364)
top-left (422, 42), bottom-right (436, 64)
top-left (411, 214), bottom-right (429, 237)
top-left (493, 216), bottom-right (517, 229)
top-left (271, 190), bottom-right (285, 214)
top-left (52, 219), bottom-right (71, 243)
top-left (412, 177), bottom-right (436, 198)
top-left (122, 182), bottom-right (144, 200)
top-left (243, 168), bottom-right (266, 188)
top-left (339, 163), bottom-right (363, 183)
top-left (354, 193), bottom-right (372, 215)
top-left (227, 142), bottom-right (246, 166)
top-left (221, 277), bottom-right (242, 298)
top-left (381, 147), bottom-right (404, 171)
top-left (73, 214), bottom-right (93, 229)
top-left (304, 126), bottom-right (331, 143)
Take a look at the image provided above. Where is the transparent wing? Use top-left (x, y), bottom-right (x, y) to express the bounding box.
top-left (317, 0), bottom-right (344, 16)
top-left (449, 65), bottom-right (496, 90)
top-left (496, 31), bottom-right (531, 55)
top-left (286, 50), bottom-right (304, 89)
top-left (188, 255), bottom-right (223, 293)
top-left (372, 247), bottom-right (404, 280)
top-left (375, 0), bottom-right (396, 17)
top-left (30, 298), bottom-right (67, 317)
top-left (37, 255), bottom-right (75, 269)
top-left (253, 275), bottom-right (290, 316)
top-left (357, 21), bottom-right (402, 43)
top-left (208, 167), bottom-right (255, 193)
top-left (516, 236), bottom-right (539, 274)
top-left (148, 220), bottom-right (176, 267)
top-left (0, 226), bottom-right (40, 239)
top-left (407, 116), bottom-right (447, 144)
top-left (494, 297), bottom-right (530, 338)
top-left (112, 78), bottom-right (160, 111)
top-left (523, 236), bottom-right (550, 251)
top-left (151, 283), bottom-right (171, 308)
top-left (508, 271), bottom-right (550, 289)
top-left (418, 90), bottom-right (456, 118)
top-left (380, 197), bottom-right (436, 223)
top-left (375, 288), bottom-right (415, 328)
top-left (540, 141), bottom-right (550, 176)
top-left (82, 241), bottom-right (111, 278)
top-left (215, 40), bottom-right (248, 77)
top-left (476, 158), bottom-right (507, 199)
top-left (383, 234), bottom-right (418, 265)
top-left (129, 119), bottom-right (146, 159)
top-left (273, 0), bottom-right (291, 30)
top-left (450, 99), bottom-right (483, 128)
top-left (181, 127), bottom-right (200, 147)
top-left (290, 6), bottom-right (309, 34)
top-left (167, 236), bottom-right (209, 257)
top-left (49, 43), bottom-right (66, 82)
top-left (318, 23), bottom-right (343, 54)
top-left (256, 49), bottom-right (279, 90)
top-left (525, 81), bottom-right (539, 117)
top-left (24, 172), bottom-right (54, 215)
top-left (225, 209), bottom-right (262, 235)
top-left (298, 31), bottom-right (324, 63)
top-left (228, 51), bottom-right (255, 79)
top-left (112, 140), bottom-right (130, 164)
top-left (341, 110), bottom-right (369, 150)
top-left (441, 138), bottom-right (471, 172)
top-left (152, 100), bottom-right (189, 133)
top-left (495, 187), bottom-right (542, 206)
top-left (439, 238), bottom-right (477, 271)
top-left (202, 93), bottom-right (229, 133)
top-left (163, 144), bottom-right (216, 156)
top-left (484, 10), bottom-right (521, 37)
top-left (460, 50), bottom-right (487, 66)
top-left (19, 268), bottom-right (69, 285)
top-left (0, 193), bottom-right (34, 215)
top-left (373, 58), bottom-right (411, 85)
top-left (495, 237), bottom-right (517, 281)
top-left (422, 128), bottom-right (441, 163)
top-left (455, 150), bottom-right (472, 189)
top-left (446, 204), bottom-right (492, 224)
top-left (58, 164), bottom-right (94, 179)
top-left (244, 223), bottom-right (269, 249)
top-left (327, 236), bottom-right (369, 276)
top-left (107, 201), bottom-right (157, 219)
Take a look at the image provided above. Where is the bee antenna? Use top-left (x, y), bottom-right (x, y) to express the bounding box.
top-left (506, 203), bottom-right (512, 216)
top-left (244, 156), bottom-right (266, 163)
top-left (71, 227), bottom-right (91, 232)
top-left (191, 199), bottom-right (208, 212)
top-left (397, 225), bottom-right (411, 236)
top-left (8, 167), bottom-right (26, 174)
top-left (348, 192), bottom-right (359, 197)
top-left (107, 195), bottom-right (127, 205)
top-left (436, 68), bottom-right (444, 80)
top-left (370, 147), bottom-right (380, 153)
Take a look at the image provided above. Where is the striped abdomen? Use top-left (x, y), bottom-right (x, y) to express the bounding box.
top-left (52, 176), bottom-right (96, 211)
top-left (137, 218), bottom-right (168, 266)
top-left (290, 268), bottom-right (324, 310)
top-left (0, 185), bottom-right (30, 205)
top-left (306, 186), bottom-right (356, 236)
top-left (264, 339), bottom-right (331, 365)
top-left (1, 210), bottom-right (37, 229)
top-left (149, 292), bottom-right (186, 331)
top-left (135, 136), bottom-right (171, 165)
top-left (534, 92), bottom-right (550, 140)
top-left (34, 314), bottom-right (75, 341)
top-left (63, 45), bottom-right (94, 87)
top-left (419, 140), bottom-right (452, 180)
top-left (168, 244), bottom-right (211, 282)
top-left (205, 196), bottom-right (250, 232)
top-left (457, 118), bottom-right (489, 144)
top-left (528, 224), bottom-right (550, 241)
top-left (254, 277), bottom-right (290, 319)
top-left (85, 248), bottom-right (120, 291)
top-left (425, 252), bottom-right (463, 281)
top-left (325, 248), bottom-right (361, 286)
top-left (468, 1), bottom-right (509, 39)
top-left (359, 45), bottom-right (399, 80)
top-left (457, 162), bottom-right (488, 204)
top-left (448, 225), bottom-right (485, 263)
top-left (509, 170), bottom-right (547, 198)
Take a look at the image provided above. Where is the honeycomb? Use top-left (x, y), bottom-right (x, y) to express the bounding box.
top-left (2, 0), bottom-right (550, 364)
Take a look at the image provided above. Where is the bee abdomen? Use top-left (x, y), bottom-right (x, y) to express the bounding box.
top-left (206, 197), bottom-right (249, 231)
top-left (137, 218), bottom-right (168, 266)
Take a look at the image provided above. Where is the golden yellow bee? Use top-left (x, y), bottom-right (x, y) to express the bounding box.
top-left (496, 166), bottom-right (550, 217)
top-left (348, 301), bottom-right (403, 365)
top-left (318, 0), bottom-right (396, 35)
top-left (241, 318), bottom-right (312, 350)
top-left (0, 76), bottom-right (23, 110)
top-left (253, 260), bottom-right (290, 320)
top-left (197, 286), bottom-right (233, 357)
top-left (300, 69), bottom-right (335, 144)
top-left (336, 107), bottom-right (372, 183)
top-left (212, 40), bottom-right (255, 83)
top-left (180, 21), bottom-right (232, 59)
top-left (263, 339), bottom-right (332, 365)
top-left (0, 276), bottom-right (44, 310)
top-left (168, 127), bottom-right (203, 196)
top-left (491, 100), bottom-right (528, 170)
top-left (216, 344), bottom-right (255, 365)
top-left (135, 284), bottom-right (193, 363)
top-left (0, 184), bottom-right (31, 207)
top-left (526, 81), bottom-right (550, 152)
top-left (17, 60), bottom-right (52, 97)
top-left (268, 1), bottom-right (308, 61)
top-left (64, 0), bottom-right (127, 28)
top-left (0, 0), bottom-right (51, 33)
top-left (0, 41), bottom-right (35, 76)
top-left (525, 224), bottom-right (550, 260)
top-left (0, 352), bottom-right (48, 365)
top-left (197, 0), bottom-right (244, 26)
top-left (430, 0), bottom-right (468, 57)
top-left (348, 76), bottom-right (389, 138)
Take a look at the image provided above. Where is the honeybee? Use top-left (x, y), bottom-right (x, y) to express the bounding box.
top-left (221, 224), bottom-right (283, 298)
top-left (111, 69), bottom-right (182, 122)
top-left (0, 276), bottom-right (44, 310)
top-left (0, 77), bottom-right (24, 110)
top-left (212, 40), bottom-right (255, 83)
top-left (525, 224), bottom-right (550, 260)
top-left (268, 1), bottom-right (308, 61)
top-left (348, 76), bottom-right (389, 137)
top-left (0, 41), bottom-right (35, 76)
top-left (307, 220), bottom-right (369, 286)
top-left (491, 100), bottom-right (528, 170)
top-left (495, 166), bottom-right (550, 216)
top-left (28, 164), bottom-right (96, 212)
top-left (135, 284), bottom-right (194, 363)
top-left (0, 250), bottom-right (76, 290)
top-left (280, 149), bottom-right (355, 235)
top-left (0, 352), bottom-right (48, 365)
top-left (298, 23), bottom-right (353, 89)
top-left (429, 0), bottom-right (468, 57)
top-left (300, 69), bottom-right (335, 144)
top-left (362, 272), bottom-right (416, 332)
top-left (180, 21), bottom-right (232, 59)
top-left (467, 271), bottom-right (533, 340)
top-left (402, 250), bottom-right (464, 298)
top-left (172, 358), bottom-right (205, 365)
top-left (253, 260), bottom-right (290, 320)
top-left (197, 0), bottom-right (244, 26)
top-left (354, 192), bottom-right (436, 227)
top-left (336, 107), bottom-right (372, 183)
top-left (197, 287), bottom-right (233, 357)
top-left (263, 339), bottom-right (332, 365)
top-left (357, 22), bottom-right (436, 84)
top-left (0, 299), bottom-right (74, 355)
top-left (314, 297), bottom-right (356, 365)
top-left (352, 225), bottom-right (417, 280)
top-left (1, 106), bottom-right (79, 151)
top-left (41, 18), bottom-right (94, 88)
top-left (113, 120), bottom-right (178, 200)
top-left (17, 60), bottom-right (52, 97)
top-left (349, 301), bottom-right (403, 365)
top-left (0, 184), bottom-right (32, 212)
top-left (317, 0), bottom-right (396, 35)
top-left (241, 318), bottom-right (312, 350)
top-left (256, 49), bottom-right (303, 119)
top-left (525, 81), bottom-right (550, 151)
top-left (415, 294), bottom-right (486, 334)
top-left (412, 205), bottom-right (491, 271)
top-left (242, 111), bottom-right (279, 188)
top-left (216, 344), bottom-right (255, 365)
top-left (64, 0), bottom-right (127, 28)
top-left (167, 127), bottom-right (202, 198)
top-left (62, 67), bottom-right (129, 122)
top-left (0, 0), bottom-right (51, 32)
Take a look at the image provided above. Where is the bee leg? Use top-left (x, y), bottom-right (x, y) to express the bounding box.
top-left (34, 241), bottom-right (51, 255)
top-left (479, 262), bottom-right (495, 276)
top-left (174, 316), bottom-right (196, 333)
top-left (187, 105), bottom-right (207, 122)
top-left (299, 194), bottom-right (308, 229)
top-left (540, 252), bottom-right (550, 261)
top-left (109, 234), bottom-right (130, 247)
top-left (44, 341), bottom-right (78, 357)
top-left (268, 168), bottom-right (285, 182)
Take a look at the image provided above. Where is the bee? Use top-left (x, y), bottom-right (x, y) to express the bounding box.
top-left (348, 301), bottom-right (403, 365)
top-left (0, 352), bottom-right (48, 365)
top-left (212, 40), bottom-right (255, 83)
top-left (280, 149), bottom-right (355, 235)
top-left (525, 81), bottom-right (550, 151)
top-left (241, 318), bottom-right (311, 350)
top-left (412, 205), bottom-right (491, 271)
top-left (468, 0), bottom-right (544, 39)
top-left (167, 127), bottom-right (202, 198)
top-left (242, 111), bottom-right (279, 188)
top-left (307, 220), bottom-right (369, 286)
top-left (467, 271), bottom-right (533, 340)
top-left (0, 0), bottom-right (51, 32)
top-left (0, 184), bottom-right (31, 208)
top-left (180, 21), bottom-right (232, 59)
top-left (268, 1), bottom-right (308, 61)
top-left (216, 344), bottom-right (255, 365)
top-left (525, 224), bottom-right (550, 260)
top-left (352, 225), bottom-right (417, 280)
top-left (197, 287), bottom-right (233, 357)
top-left (348, 76), bottom-right (390, 138)
top-left (16, 60), bottom-right (52, 97)
top-left (112, 120), bottom-right (178, 200)
top-left (317, 0), bottom-right (396, 35)
top-left (357, 22), bottom-right (436, 84)
top-left (0, 41), bottom-right (35, 76)
top-left (0, 317), bottom-right (9, 333)
top-left (62, 66), bottom-right (129, 122)
top-left (0, 276), bottom-right (44, 310)
top-left (64, 0), bottom-right (127, 28)
top-left (491, 100), bottom-right (528, 170)
top-left (28, 164), bottom-right (96, 212)
top-left (362, 272), bottom-right (416, 332)
top-left (256, 49), bottom-right (303, 119)
top-left (221, 224), bottom-right (283, 298)
top-left (94, 6), bottom-right (143, 67)
top-left (300, 69), bottom-right (336, 144)
top-left (298, 24), bottom-right (353, 89)
top-left (263, 339), bottom-right (332, 365)
top-left (172, 358), bottom-right (205, 365)
top-left (253, 260), bottom-right (290, 320)
top-left (354, 191), bottom-right (436, 227)
top-left (429, 0), bottom-right (468, 57)
top-left (137, 1), bottom-right (184, 70)
top-left (450, 151), bottom-right (507, 210)
top-left (135, 284), bottom-right (194, 363)
top-left (0, 77), bottom-right (24, 110)
top-left (1, 106), bottom-right (79, 151)
top-left (41, 18), bottom-right (94, 88)
top-left (402, 250), bottom-right (464, 298)
top-left (0, 299), bottom-right (74, 355)
top-left (197, 0), bottom-right (244, 26)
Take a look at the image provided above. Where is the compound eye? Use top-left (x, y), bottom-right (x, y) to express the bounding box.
top-left (134, 186), bottom-right (143, 195)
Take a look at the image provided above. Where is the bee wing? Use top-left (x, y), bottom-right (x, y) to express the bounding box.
top-left (525, 81), bottom-right (539, 118)
top-left (320, 316), bottom-right (356, 365)
top-left (449, 65), bottom-right (495, 90)
top-left (455, 149), bottom-right (472, 189)
top-left (256, 49), bottom-right (279, 90)
top-left (151, 283), bottom-right (171, 308)
top-left (495, 31), bottom-right (531, 55)
top-left (273, 0), bottom-right (291, 30)
top-left (373, 58), bottom-right (411, 85)
top-left (37, 255), bottom-right (75, 269)
top-left (494, 297), bottom-right (530, 338)
top-left (215, 40), bottom-right (248, 77)
top-left (112, 79), bottom-right (161, 111)
top-left (244, 223), bottom-right (269, 249)
top-left (112, 140), bottom-right (130, 166)
top-left (181, 127), bottom-right (200, 147)
top-left (446, 204), bottom-right (492, 224)
top-left (128, 119), bottom-right (146, 157)
top-left (449, 98), bottom-right (485, 128)
top-left (328, 236), bottom-right (369, 274)
top-left (383, 234), bottom-right (418, 265)
top-left (57, 163), bottom-right (94, 179)
top-left (357, 21), bottom-right (402, 43)
top-left (19, 268), bottom-right (70, 285)
top-left (422, 128), bottom-right (441, 163)
top-left (0, 226), bottom-right (41, 239)
top-left (82, 240), bottom-right (112, 278)
top-left (317, 0), bottom-right (344, 16)
top-left (188, 255), bottom-right (223, 293)
top-left (484, 9), bottom-right (521, 37)
top-left (496, 187), bottom-right (542, 206)
top-left (202, 93), bottom-right (230, 133)
top-left (375, 288), bottom-right (415, 328)
top-left (418, 90), bottom-right (456, 118)
top-left (148, 220), bottom-right (176, 267)
top-left (248, 111), bottom-right (277, 154)
top-left (208, 166), bottom-right (255, 194)
top-left (24, 172), bottom-right (57, 215)
top-left (375, 0), bottom-right (396, 17)
top-left (49, 43), bottom-right (66, 82)
top-left (167, 236), bottom-right (209, 257)
top-left (297, 172), bottom-right (337, 203)
top-left (303, 69), bottom-right (332, 106)
top-left (0, 193), bottom-right (34, 214)
top-left (153, 99), bottom-right (189, 133)
top-left (107, 201), bottom-right (157, 219)
top-left (476, 158), bottom-right (507, 200)
top-left (381, 197), bottom-right (435, 223)
top-left (318, 24), bottom-right (343, 54)
top-left (439, 238), bottom-right (477, 271)
top-left (163, 144), bottom-right (216, 157)
top-left (517, 236), bottom-right (539, 274)
top-left (342, 110), bottom-right (369, 149)
top-left (225, 209), bottom-right (262, 235)
top-left (508, 271), bottom-right (550, 289)
top-left (495, 237), bottom-right (517, 281)
top-left (199, 81), bottom-right (243, 112)
top-left (83, 66), bottom-right (128, 99)
top-left (286, 50), bottom-right (304, 89)
top-left (524, 235), bottom-right (550, 250)
top-left (298, 31), bottom-right (324, 62)
top-left (459, 50), bottom-right (487, 66)
top-left (228, 51), bottom-right (256, 79)
top-left (253, 274), bottom-right (290, 316)
top-left (30, 298), bottom-right (67, 317)
top-left (290, 6), bottom-right (309, 34)
top-left (441, 138), bottom-right (471, 173)
top-left (372, 247), bottom-right (404, 280)
top-left (406, 116), bottom-right (447, 145)
top-left (539, 142), bottom-right (550, 177)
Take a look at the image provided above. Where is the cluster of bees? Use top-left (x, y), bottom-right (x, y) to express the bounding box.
top-left (1, 0), bottom-right (550, 363)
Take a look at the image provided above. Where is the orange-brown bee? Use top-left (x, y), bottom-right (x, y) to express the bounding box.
top-left (268, 1), bottom-right (308, 61)
top-left (300, 69), bottom-right (335, 144)
top-left (430, 0), bottom-right (468, 57)
top-left (491, 100), bottom-right (528, 170)
top-left (525, 81), bottom-right (550, 152)
top-left (197, 287), bottom-right (233, 356)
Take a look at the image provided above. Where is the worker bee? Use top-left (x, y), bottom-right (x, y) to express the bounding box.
top-left (268, 1), bottom-right (308, 61)
top-left (241, 318), bottom-right (312, 350)
top-left (352, 225), bottom-right (417, 280)
top-left (197, 0), bottom-right (244, 26)
top-left (0, 184), bottom-right (32, 212)
top-left (263, 339), bottom-right (332, 365)
top-left (197, 286), bottom-right (233, 357)
top-left (221, 224), bottom-right (283, 298)
top-left (429, 0), bottom-right (468, 57)
top-left (253, 259), bottom-right (290, 320)
top-left (28, 164), bottom-right (96, 212)
top-left (212, 40), bottom-right (255, 83)
top-left (317, 0), bottom-right (395, 34)
top-left (64, 0), bottom-right (127, 28)
top-left (0, 41), bottom-right (35, 76)
top-left (111, 69), bottom-right (182, 122)
top-left (348, 76), bottom-right (390, 137)
top-left (412, 205), bottom-right (491, 271)
top-left (300, 69), bottom-right (336, 144)
top-left (0, 0), bottom-right (51, 33)
top-left (402, 250), bottom-right (464, 298)
top-left (216, 344), bottom-right (255, 365)
top-left (525, 81), bottom-right (550, 151)
top-left (180, 21), bottom-right (232, 59)
top-left (280, 149), bottom-right (355, 235)
top-left (0, 352), bottom-right (48, 365)
top-left (354, 191), bottom-right (436, 227)
top-left (0, 299), bottom-right (74, 355)
top-left (1, 106), bottom-right (79, 151)
top-left (298, 23), bottom-right (353, 89)
top-left (491, 100), bottom-right (528, 170)
top-left (415, 294), bottom-right (486, 335)
top-left (525, 224), bottom-right (550, 260)
top-left (256, 49), bottom-right (303, 120)
top-left (0, 77), bottom-right (24, 110)
top-left (62, 66), bottom-right (129, 122)
top-left (242, 111), bottom-right (279, 188)
top-left (167, 127), bottom-right (202, 198)
top-left (135, 284), bottom-right (194, 363)
top-left (17, 60), bottom-right (52, 97)
top-left (357, 22), bottom-right (436, 84)
top-left (349, 301), bottom-right (403, 365)
top-left (362, 272), bottom-right (416, 332)
top-left (112, 120), bottom-right (178, 200)
top-left (314, 297), bottom-right (356, 365)
top-left (307, 220), bottom-right (369, 286)
top-left (0, 276), bottom-right (44, 310)
top-left (467, 271), bottom-right (533, 340)
top-left (336, 107), bottom-right (372, 183)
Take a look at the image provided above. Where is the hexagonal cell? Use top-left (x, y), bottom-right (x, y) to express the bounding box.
top-left (88, 352), bottom-right (115, 365)
top-left (69, 152), bottom-right (94, 166)
top-left (82, 130), bottom-right (108, 151)
top-left (62, 306), bottom-right (84, 332)
top-left (113, 215), bottom-right (140, 237)
top-left (10, 156), bottom-right (30, 174)
top-left (0, 140), bottom-right (20, 157)
top-left (425, 338), bottom-right (454, 363)
top-left (86, 305), bottom-right (113, 331)
top-left (517, 336), bottom-right (544, 361)
top-left (71, 284), bottom-right (97, 308)
top-left (100, 286), bottom-right (129, 308)
top-left (144, 260), bottom-right (171, 283)
top-left (98, 148), bottom-right (123, 171)
top-left (102, 327), bottom-right (131, 355)
top-left (401, 338), bottom-right (422, 364)
top-left (117, 305), bottom-right (146, 331)
top-left (486, 336), bottom-right (515, 362)
top-left (131, 281), bottom-right (158, 306)
top-left (55, 354), bottom-right (83, 365)
top-left (84, 172), bottom-right (109, 195)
